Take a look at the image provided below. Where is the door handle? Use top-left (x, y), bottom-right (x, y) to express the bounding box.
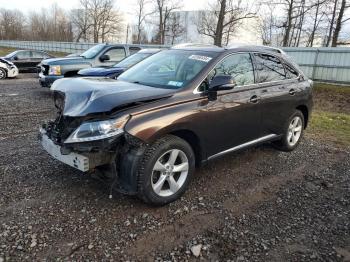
top-left (249, 95), bottom-right (260, 104)
top-left (289, 89), bottom-right (296, 95)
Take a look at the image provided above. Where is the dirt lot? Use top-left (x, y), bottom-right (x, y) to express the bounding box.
top-left (0, 75), bottom-right (349, 261)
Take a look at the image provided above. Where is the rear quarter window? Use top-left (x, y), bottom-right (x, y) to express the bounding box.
top-left (253, 53), bottom-right (288, 83)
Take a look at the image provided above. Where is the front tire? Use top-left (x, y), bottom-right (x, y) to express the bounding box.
top-left (274, 110), bottom-right (304, 152)
top-left (137, 135), bottom-right (195, 205)
top-left (0, 68), bottom-right (7, 79)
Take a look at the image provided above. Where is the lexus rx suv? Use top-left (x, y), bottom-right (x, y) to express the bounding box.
top-left (39, 44), bottom-right (313, 205)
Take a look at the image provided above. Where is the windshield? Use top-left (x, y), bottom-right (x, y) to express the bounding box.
top-left (118, 50), bottom-right (217, 89)
top-left (114, 52), bottom-right (153, 68)
top-left (80, 44), bottom-right (105, 59)
top-left (4, 51), bottom-right (17, 58)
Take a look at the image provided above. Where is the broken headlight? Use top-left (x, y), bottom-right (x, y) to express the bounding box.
top-left (64, 116), bottom-right (130, 143)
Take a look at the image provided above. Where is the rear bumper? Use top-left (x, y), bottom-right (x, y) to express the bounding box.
top-left (39, 73), bottom-right (63, 87)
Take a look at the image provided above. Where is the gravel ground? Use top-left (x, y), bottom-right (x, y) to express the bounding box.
top-left (0, 75), bottom-right (349, 261)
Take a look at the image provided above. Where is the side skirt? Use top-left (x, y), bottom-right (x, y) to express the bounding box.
top-left (207, 134), bottom-right (280, 161)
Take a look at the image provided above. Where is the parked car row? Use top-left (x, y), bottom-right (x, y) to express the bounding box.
top-left (0, 50), bottom-right (53, 79)
top-left (38, 44), bottom-right (142, 87)
top-left (38, 43), bottom-right (313, 205)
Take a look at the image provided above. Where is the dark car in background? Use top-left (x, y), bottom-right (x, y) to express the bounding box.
top-left (39, 44), bottom-right (313, 205)
top-left (78, 49), bottom-right (161, 79)
top-left (39, 44), bottom-right (142, 87)
top-left (3, 50), bottom-right (54, 73)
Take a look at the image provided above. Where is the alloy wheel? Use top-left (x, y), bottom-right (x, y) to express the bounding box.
top-left (151, 149), bottom-right (189, 197)
top-left (287, 116), bottom-right (303, 146)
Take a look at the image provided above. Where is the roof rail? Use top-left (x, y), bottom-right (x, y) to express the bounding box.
top-left (171, 43), bottom-right (219, 49)
top-left (226, 44), bottom-right (286, 55)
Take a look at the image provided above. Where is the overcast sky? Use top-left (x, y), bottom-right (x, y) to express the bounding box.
top-left (0, 0), bottom-right (207, 13)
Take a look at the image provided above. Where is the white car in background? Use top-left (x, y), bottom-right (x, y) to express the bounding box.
top-left (0, 58), bottom-right (19, 79)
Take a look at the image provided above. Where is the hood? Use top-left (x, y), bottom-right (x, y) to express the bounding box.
top-left (78, 66), bottom-right (125, 77)
top-left (51, 78), bottom-right (176, 117)
top-left (42, 56), bottom-right (89, 66)
top-left (0, 58), bottom-right (15, 67)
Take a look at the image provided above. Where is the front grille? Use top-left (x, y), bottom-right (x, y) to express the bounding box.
top-left (41, 65), bottom-right (49, 75)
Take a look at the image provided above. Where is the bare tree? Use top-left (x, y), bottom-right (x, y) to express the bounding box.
top-left (196, 0), bottom-right (256, 47)
top-left (331, 0), bottom-right (349, 46)
top-left (75, 0), bottom-right (123, 43)
top-left (165, 12), bottom-right (185, 44)
top-left (257, 3), bottom-right (278, 45)
top-left (153, 0), bottom-right (182, 44)
top-left (134, 0), bottom-right (153, 44)
top-left (0, 9), bottom-right (26, 40)
top-left (71, 0), bottom-right (92, 42)
top-left (27, 5), bottom-right (73, 41)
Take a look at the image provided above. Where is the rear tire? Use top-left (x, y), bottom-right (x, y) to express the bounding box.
top-left (274, 110), bottom-right (304, 152)
top-left (0, 68), bottom-right (7, 79)
top-left (137, 135), bottom-right (195, 206)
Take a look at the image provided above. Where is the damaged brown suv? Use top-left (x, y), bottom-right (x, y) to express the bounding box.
top-left (39, 44), bottom-right (313, 205)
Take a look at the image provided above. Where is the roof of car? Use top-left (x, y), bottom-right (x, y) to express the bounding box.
top-left (138, 48), bottom-right (162, 54)
top-left (171, 43), bottom-right (287, 56)
top-left (14, 50), bottom-right (49, 53)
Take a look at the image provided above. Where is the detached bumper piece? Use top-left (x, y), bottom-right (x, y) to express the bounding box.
top-left (40, 130), bottom-right (89, 172)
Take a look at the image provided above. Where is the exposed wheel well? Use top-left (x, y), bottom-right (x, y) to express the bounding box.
top-left (170, 130), bottom-right (202, 167)
top-left (296, 105), bottom-right (309, 128)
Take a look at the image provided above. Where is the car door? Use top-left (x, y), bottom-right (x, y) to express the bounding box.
top-left (99, 47), bottom-right (126, 67)
top-left (31, 51), bottom-right (47, 72)
top-left (13, 51), bottom-right (32, 72)
top-left (198, 52), bottom-right (263, 157)
top-left (252, 53), bottom-right (297, 136)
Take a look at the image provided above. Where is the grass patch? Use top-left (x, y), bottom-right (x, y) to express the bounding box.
top-left (309, 110), bottom-right (350, 146)
top-left (0, 46), bottom-right (68, 57)
top-left (314, 82), bottom-right (350, 95)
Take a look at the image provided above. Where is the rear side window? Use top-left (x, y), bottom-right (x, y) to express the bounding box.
top-left (129, 47), bottom-right (141, 55)
top-left (285, 63), bottom-right (299, 79)
top-left (104, 48), bottom-right (126, 62)
top-left (253, 53), bottom-right (287, 83)
top-left (32, 51), bottom-right (49, 59)
top-left (212, 53), bottom-right (255, 86)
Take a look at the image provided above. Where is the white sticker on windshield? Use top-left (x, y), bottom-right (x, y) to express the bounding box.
top-left (189, 55), bottom-right (212, 63)
top-left (168, 81), bottom-right (183, 87)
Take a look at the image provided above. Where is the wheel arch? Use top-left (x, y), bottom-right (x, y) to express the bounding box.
top-left (169, 129), bottom-right (203, 167)
top-left (296, 105), bottom-right (309, 128)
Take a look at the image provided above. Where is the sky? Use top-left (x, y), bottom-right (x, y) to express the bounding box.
top-left (0, 0), bottom-right (208, 13)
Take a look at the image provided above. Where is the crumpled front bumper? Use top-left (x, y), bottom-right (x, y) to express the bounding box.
top-left (39, 128), bottom-right (114, 172)
top-left (39, 128), bottom-right (90, 172)
top-left (7, 67), bottom-right (19, 78)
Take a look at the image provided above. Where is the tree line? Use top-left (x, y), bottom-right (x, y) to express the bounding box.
top-left (0, 0), bottom-right (349, 47)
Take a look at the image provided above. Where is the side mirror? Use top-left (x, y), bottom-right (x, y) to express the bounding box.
top-left (13, 56), bottom-right (18, 61)
top-left (100, 54), bottom-right (110, 62)
top-left (209, 75), bottom-right (236, 92)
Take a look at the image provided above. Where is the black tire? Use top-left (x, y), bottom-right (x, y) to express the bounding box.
top-left (0, 68), bottom-right (7, 80)
top-left (137, 135), bottom-right (195, 206)
top-left (274, 110), bottom-right (305, 152)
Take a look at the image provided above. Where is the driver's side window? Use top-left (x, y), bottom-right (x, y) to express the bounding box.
top-left (198, 53), bottom-right (254, 92)
top-left (104, 48), bottom-right (126, 62)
